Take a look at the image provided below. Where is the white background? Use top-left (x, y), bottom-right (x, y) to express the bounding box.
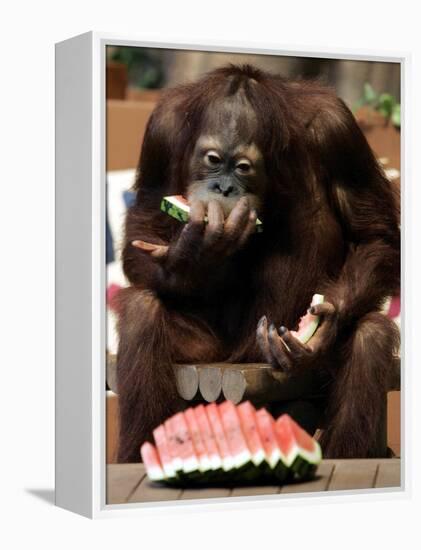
top-left (1, 0), bottom-right (420, 547)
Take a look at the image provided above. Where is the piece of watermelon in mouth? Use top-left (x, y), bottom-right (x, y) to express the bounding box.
top-left (274, 414), bottom-right (322, 479)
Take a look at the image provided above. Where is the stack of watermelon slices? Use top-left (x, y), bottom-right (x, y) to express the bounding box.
top-left (140, 401), bottom-right (322, 486)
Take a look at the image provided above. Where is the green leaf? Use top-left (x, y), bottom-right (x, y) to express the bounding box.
top-left (391, 104), bottom-right (401, 127)
top-left (378, 93), bottom-right (395, 119)
top-left (363, 82), bottom-right (377, 105)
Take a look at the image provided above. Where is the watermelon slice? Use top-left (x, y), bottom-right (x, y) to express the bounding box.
top-left (140, 441), bottom-right (165, 482)
top-left (152, 424), bottom-right (176, 479)
top-left (194, 404), bottom-right (223, 472)
top-left (255, 408), bottom-right (288, 481)
top-left (219, 401), bottom-right (251, 468)
top-left (206, 403), bottom-right (235, 471)
top-left (169, 412), bottom-right (200, 475)
top-left (274, 414), bottom-right (322, 479)
top-left (236, 401), bottom-right (265, 468)
top-left (164, 417), bottom-right (184, 475)
top-left (184, 407), bottom-right (212, 473)
top-left (160, 195), bottom-right (263, 233)
top-left (160, 195), bottom-right (190, 223)
top-left (219, 400), bottom-right (261, 482)
top-left (290, 293), bottom-right (324, 344)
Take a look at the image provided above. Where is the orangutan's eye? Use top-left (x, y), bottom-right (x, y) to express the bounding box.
top-left (205, 151), bottom-right (222, 166)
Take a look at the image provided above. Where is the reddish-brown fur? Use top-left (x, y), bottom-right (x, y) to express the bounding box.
top-left (116, 65), bottom-right (400, 463)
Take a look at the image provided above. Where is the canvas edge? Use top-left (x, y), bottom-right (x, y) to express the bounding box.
top-left (55, 30), bottom-right (410, 518)
top-left (55, 31), bottom-right (95, 518)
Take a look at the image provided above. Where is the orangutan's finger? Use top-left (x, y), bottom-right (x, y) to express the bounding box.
top-left (256, 315), bottom-right (272, 363)
top-left (279, 327), bottom-right (312, 360)
top-left (268, 324), bottom-right (292, 371)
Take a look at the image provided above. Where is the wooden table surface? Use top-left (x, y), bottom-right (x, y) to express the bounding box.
top-left (106, 458), bottom-right (401, 505)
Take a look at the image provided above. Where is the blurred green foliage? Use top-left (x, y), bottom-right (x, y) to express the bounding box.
top-left (354, 83), bottom-right (400, 128)
top-left (109, 47), bottom-right (164, 89)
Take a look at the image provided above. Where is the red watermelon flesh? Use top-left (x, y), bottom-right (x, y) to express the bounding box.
top-left (255, 408), bottom-right (284, 469)
top-left (184, 407), bottom-right (212, 471)
top-left (194, 404), bottom-right (222, 470)
top-left (140, 441), bottom-right (165, 481)
top-left (173, 194), bottom-right (188, 205)
top-left (206, 403), bottom-right (234, 471)
top-left (219, 400), bottom-right (252, 468)
top-left (170, 412), bottom-right (200, 474)
top-left (237, 401), bottom-right (265, 467)
top-left (290, 294), bottom-right (324, 344)
top-left (274, 414), bottom-right (321, 467)
top-left (164, 417), bottom-right (184, 474)
top-left (152, 424), bottom-right (175, 478)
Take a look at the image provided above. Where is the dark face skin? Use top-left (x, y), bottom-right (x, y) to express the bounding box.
top-left (187, 92), bottom-right (266, 217)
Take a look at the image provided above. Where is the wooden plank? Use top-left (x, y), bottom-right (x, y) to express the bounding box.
top-left (128, 476), bottom-right (183, 503)
top-left (174, 364), bottom-right (199, 400)
top-left (327, 459), bottom-right (378, 491)
top-left (106, 391), bottom-right (119, 464)
top-left (323, 459), bottom-right (399, 468)
top-left (222, 364), bottom-right (326, 404)
top-left (280, 462), bottom-right (334, 494)
top-left (106, 464), bottom-right (146, 504)
top-left (387, 391), bottom-right (401, 457)
top-left (108, 459), bottom-right (401, 504)
top-left (179, 486), bottom-right (232, 500)
top-left (375, 461), bottom-right (401, 488)
top-left (198, 365), bottom-right (223, 402)
top-left (222, 364), bottom-right (272, 404)
top-left (106, 352), bottom-right (117, 393)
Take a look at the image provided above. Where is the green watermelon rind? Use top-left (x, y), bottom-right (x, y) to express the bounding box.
top-left (154, 442), bottom-right (321, 486)
top-left (160, 196), bottom-right (263, 233)
top-left (282, 441), bottom-right (322, 481)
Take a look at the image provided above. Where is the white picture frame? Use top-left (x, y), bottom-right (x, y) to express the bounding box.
top-left (55, 31), bottom-right (409, 518)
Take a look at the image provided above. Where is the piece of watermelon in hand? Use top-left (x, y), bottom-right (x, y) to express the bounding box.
top-left (140, 441), bottom-right (166, 482)
top-left (290, 293), bottom-right (324, 344)
top-left (274, 414), bottom-right (322, 480)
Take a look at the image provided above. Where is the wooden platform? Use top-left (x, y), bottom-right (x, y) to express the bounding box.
top-left (106, 458), bottom-right (401, 504)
